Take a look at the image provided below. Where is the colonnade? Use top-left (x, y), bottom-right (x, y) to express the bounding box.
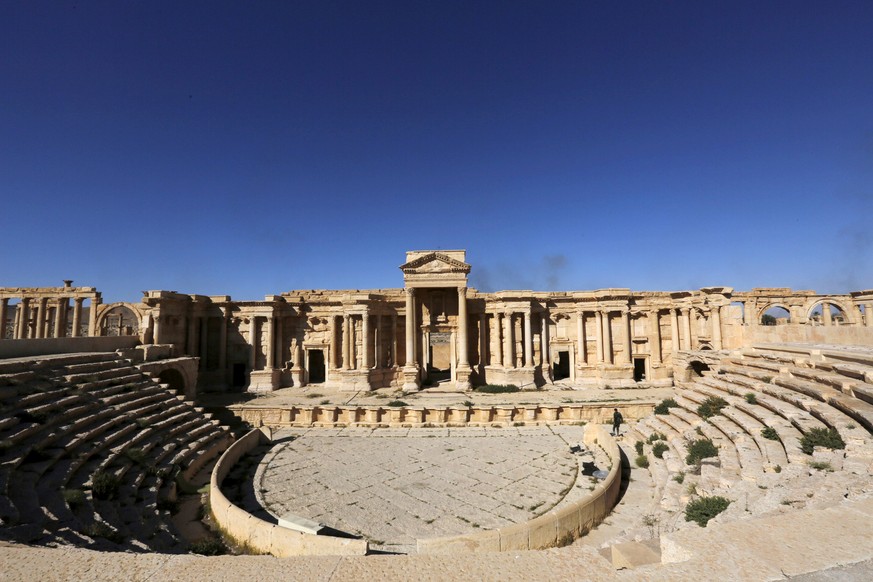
top-left (0, 291), bottom-right (97, 340)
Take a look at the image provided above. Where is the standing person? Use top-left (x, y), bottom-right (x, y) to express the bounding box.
top-left (612, 408), bottom-right (623, 436)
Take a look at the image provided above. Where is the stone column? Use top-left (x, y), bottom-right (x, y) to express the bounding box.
top-left (152, 313), bottom-right (162, 344)
top-left (54, 298), bottom-right (65, 338)
top-left (595, 311), bottom-right (604, 363)
top-left (476, 313), bottom-right (486, 368)
top-left (277, 317), bottom-right (286, 368)
top-left (219, 308), bottom-right (228, 372)
top-left (680, 308), bottom-right (692, 350)
top-left (87, 298), bottom-right (98, 337)
top-left (186, 315), bottom-right (197, 355)
top-left (249, 317), bottom-right (258, 370)
top-left (866, 304), bottom-right (873, 327)
top-left (577, 312), bottom-right (586, 365)
top-left (264, 313), bottom-right (276, 370)
top-left (821, 302), bottom-right (832, 326)
top-left (711, 306), bottom-right (722, 350)
top-left (391, 313), bottom-right (398, 366)
top-left (649, 310), bottom-right (662, 364)
top-left (457, 287), bottom-right (469, 367)
top-left (503, 312), bottom-right (513, 368)
top-left (329, 316), bottom-right (339, 369)
top-left (405, 289), bottom-right (416, 366)
top-left (0, 298), bottom-right (7, 340)
top-left (13, 299), bottom-right (22, 339)
top-left (342, 314), bottom-right (351, 370)
top-left (620, 310), bottom-right (631, 365)
top-left (375, 314), bottom-right (382, 368)
top-left (36, 298), bottom-right (48, 339)
top-left (540, 312), bottom-right (549, 366)
top-left (200, 316), bottom-right (209, 370)
top-left (493, 313), bottom-right (503, 366)
top-left (670, 308), bottom-right (679, 354)
top-left (523, 310), bottom-right (533, 368)
top-left (72, 298), bottom-right (83, 337)
top-left (362, 310), bottom-right (371, 369)
top-left (602, 311), bottom-right (613, 365)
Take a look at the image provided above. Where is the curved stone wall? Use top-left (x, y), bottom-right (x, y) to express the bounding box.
top-left (209, 428), bottom-right (369, 556)
top-left (416, 424), bottom-right (622, 553)
top-left (230, 402), bottom-right (653, 429)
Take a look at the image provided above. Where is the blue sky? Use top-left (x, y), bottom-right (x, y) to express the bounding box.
top-left (2, 1), bottom-right (872, 302)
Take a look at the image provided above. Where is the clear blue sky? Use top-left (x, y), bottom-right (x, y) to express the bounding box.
top-left (2, 1), bottom-right (872, 303)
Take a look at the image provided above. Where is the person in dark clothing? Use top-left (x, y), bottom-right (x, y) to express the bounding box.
top-left (612, 408), bottom-right (623, 436)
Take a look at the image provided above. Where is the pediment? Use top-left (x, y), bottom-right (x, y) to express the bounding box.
top-left (399, 252), bottom-right (471, 275)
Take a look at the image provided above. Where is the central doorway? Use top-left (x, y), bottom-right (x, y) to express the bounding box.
top-left (553, 350), bottom-right (570, 381)
top-left (308, 349), bottom-right (325, 384)
top-left (633, 358), bottom-right (646, 382)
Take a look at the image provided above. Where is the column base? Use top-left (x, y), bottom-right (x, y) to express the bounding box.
top-left (455, 367), bottom-right (472, 391)
top-left (247, 369), bottom-right (281, 392)
top-left (401, 365), bottom-right (420, 392)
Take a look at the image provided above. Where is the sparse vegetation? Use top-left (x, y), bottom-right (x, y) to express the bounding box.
top-left (654, 398), bottom-right (678, 415)
top-left (634, 440), bottom-right (644, 455)
top-left (62, 488), bottom-right (85, 508)
top-left (809, 461), bottom-right (834, 472)
top-left (697, 396), bottom-right (728, 419)
top-left (635, 454), bottom-right (649, 468)
top-left (473, 384), bottom-right (520, 394)
top-left (319, 399), bottom-right (331, 405)
top-left (673, 472), bottom-right (685, 484)
top-left (652, 441), bottom-right (669, 459)
top-left (744, 392), bottom-right (758, 405)
top-left (305, 392), bottom-right (324, 399)
top-left (685, 496), bottom-right (730, 527)
top-left (83, 521), bottom-right (125, 544)
top-left (90, 471), bottom-right (120, 500)
top-left (800, 427), bottom-right (845, 455)
top-left (647, 432), bottom-right (666, 444)
top-left (461, 400), bottom-right (474, 408)
top-left (386, 400), bottom-right (408, 407)
top-left (686, 438), bottom-right (719, 466)
top-left (190, 537), bottom-right (227, 556)
top-left (761, 426), bottom-right (780, 441)
top-left (124, 447), bottom-right (146, 465)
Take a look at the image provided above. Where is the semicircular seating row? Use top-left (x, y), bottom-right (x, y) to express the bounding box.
top-left (618, 344), bottom-right (873, 541)
top-left (0, 352), bottom-right (232, 552)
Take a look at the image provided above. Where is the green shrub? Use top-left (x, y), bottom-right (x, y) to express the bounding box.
top-left (634, 440), bottom-right (644, 455)
top-left (685, 438), bottom-right (719, 465)
top-left (62, 488), bottom-right (86, 508)
top-left (635, 454), bottom-right (649, 468)
top-left (673, 472), bottom-right (685, 484)
top-left (386, 400), bottom-right (408, 407)
top-left (761, 426), bottom-right (780, 441)
top-left (461, 400), bottom-right (474, 408)
top-left (685, 496), bottom-right (730, 527)
top-left (654, 398), bottom-right (678, 415)
top-left (473, 384), bottom-right (520, 394)
top-left (83, 521), bottom-right (125, 544)
top-left (652, 441), bottom-right (669, 459)
top-left (808, 461), bottom-right (833, 472)
top-left (90, 471), bottom-right (120, 500)
top-left (647, 432), bottom-right (666, 444)
top-left (800, 427), bottom-right (845, 455)
top-left (190, 537), bottom-right (227, 556)
top-left (697, 396), bottom-right (728, 419)
top-left (744, 392), bottom-right (758, 405)
top-left (124, 447), bottom-right (146, 465)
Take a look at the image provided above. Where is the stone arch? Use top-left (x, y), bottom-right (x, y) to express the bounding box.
top-left (759, 304), bottom-right (791, 326)
top-left (157, 368), bottom-right (186, 395)
top-left (97, 302), bottom-right (142, 337)
top-left (687, 360), bottom-right (711, 377)
top-left (806, 299), bottom-right (853, 325)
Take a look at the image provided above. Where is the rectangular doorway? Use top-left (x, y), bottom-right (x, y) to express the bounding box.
top-left (308, 349), bottom-right (325, 384)
top-left (554, 350), bottom-right (570, 381)
top-left (232, 363), bottom-right (247, 390)
top-left (633, 358), bottom-right (647, 382)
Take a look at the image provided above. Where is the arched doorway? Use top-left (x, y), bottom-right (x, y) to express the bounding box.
top-left (158, 368), bottom-right (186, 396)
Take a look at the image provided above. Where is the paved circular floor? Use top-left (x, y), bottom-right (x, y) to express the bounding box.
top-left (256, 425), bottom-right (599, 553)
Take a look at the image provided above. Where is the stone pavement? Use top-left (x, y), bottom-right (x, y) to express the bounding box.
top-left (254, 425), bottom-right (609, 553)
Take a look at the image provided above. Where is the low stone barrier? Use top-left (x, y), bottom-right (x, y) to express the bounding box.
top-left (0, 336), bottom-right (140, 359)
top-left (209, 427), bottom-right (368, 556)
top-left (416, 423), bottom-right (623, 553)
top-left (230, 402), bottom-right (653, 429)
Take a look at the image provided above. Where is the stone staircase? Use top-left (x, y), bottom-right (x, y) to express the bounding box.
top-left (0, 352), bottom-right (233, 553)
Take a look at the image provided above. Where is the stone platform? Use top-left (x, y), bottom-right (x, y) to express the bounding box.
top-left (255, 425), bottom-right (605, 554)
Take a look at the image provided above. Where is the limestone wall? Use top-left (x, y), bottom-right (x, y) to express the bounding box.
top-left (209, 427), bottom-right (368, 556)
top-left (416, 424), bottom-right (622, 553)
top-left (0, 336), bottom-right (140, 359)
